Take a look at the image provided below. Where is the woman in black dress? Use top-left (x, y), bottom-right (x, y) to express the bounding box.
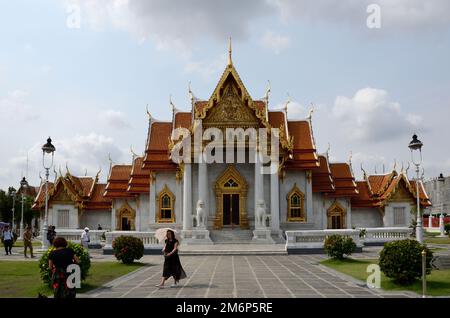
top-left (156, 230), bottom-right (186, 288)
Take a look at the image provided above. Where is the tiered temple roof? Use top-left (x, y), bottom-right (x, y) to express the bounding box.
top-left (32, 172), bottom-right (111, 211)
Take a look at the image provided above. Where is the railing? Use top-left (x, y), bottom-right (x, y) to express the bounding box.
top-left (285, 229), bottom-right (362, 249)
top-left (55, 229), bottom-right (105, 245)
top-left (362, 227), bottom-right (411, 244)
top-left (104, 231), bottom-right (161, 249)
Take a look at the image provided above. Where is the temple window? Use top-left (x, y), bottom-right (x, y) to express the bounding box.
top-left (287, 184), bottom-right (305, 222)
top-left (157, 185), bottom-right (175, 223)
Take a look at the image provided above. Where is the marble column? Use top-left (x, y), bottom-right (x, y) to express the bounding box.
top-left (175, 176), bottom-right (182, 226)
top-left (111, 200), bottom-right (116, 230)
top-left (149, 172), bottom-right (156, 226)
top-left (183, 163), bottom-right (192, 230)
top-left (270, 161), bottom-right (280, 231)
top-left (306, 170), bottom-right (313, 223)
top-left (254, 151), bottom-right (264, 217)
top-left (198, 154), bottom-right (208, 227)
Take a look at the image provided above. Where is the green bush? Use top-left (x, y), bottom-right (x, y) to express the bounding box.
top-left (379, 239), bottom-right (433, 285)
top-left (112, 236), bottom-right (144, 264)
top-left (444, 223), bottom-right (450, 235)
top-left (324, 235), bottom-right (356, 260)
top-left (39, 242), bottom-right (91, 286)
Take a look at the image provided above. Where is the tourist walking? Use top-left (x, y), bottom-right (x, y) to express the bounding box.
top-left (81, 227), bottom-right (90, 249)
top-left (47, 226), bottom-right (56, 246)
top-left (156, 229), bottom-right (186, 288)
top-left (2, 225), bottom-right (14, 255)
top-left (23, 226), bottom-right (34, 258)
top-left (48, 237), bottom-right (80, 298)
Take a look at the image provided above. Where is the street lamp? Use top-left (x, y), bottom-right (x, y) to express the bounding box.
top-left (19, 176), bottom-right (29, 239)
top-left (9, 189), bottom-right (16, 234)
top-left (437, 173), bottom-right (446, 237)
top-left (408, 134), bottom-right (424, 243)
top-left (41, 137), bottom-right (55, 249)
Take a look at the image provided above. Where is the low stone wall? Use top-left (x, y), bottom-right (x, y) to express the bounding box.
top-left (54, 229), bottom-right (105, 249)
top-left (103, 231), bottom-right (163, 255)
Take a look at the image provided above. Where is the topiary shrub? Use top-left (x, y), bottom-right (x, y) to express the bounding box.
top-left (324, 235), bottom-right (356, 260)
top-left (379, 239), bottom-right (433, 285)
top-left (112, 236), bottom-right (144, 264)
top-left (39, 241), bottom-right (91, 286)
top-left (444, 223), bottom-right (450, 236)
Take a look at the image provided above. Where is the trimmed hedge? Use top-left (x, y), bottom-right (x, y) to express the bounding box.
top-left (379, 239), bottom-right (433, 285)
top-left (39, 242), bottom-right (91, 286)
top-left (112, 236), bottom-right (144, 264)
top-left (324, 235), bottom-right (356, 260)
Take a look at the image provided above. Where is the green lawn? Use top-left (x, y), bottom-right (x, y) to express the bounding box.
top-left (425, 237), bottom-right (450, 245)
top-left (321, 258), bottom-right (450, 297)
top-left (9, 241), bottom-right (42, 248)
top-left (0, 261), bottom-right (145, 298)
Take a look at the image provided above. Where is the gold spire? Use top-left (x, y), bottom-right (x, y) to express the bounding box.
top-left (228, 37), bottom-right (232, 66)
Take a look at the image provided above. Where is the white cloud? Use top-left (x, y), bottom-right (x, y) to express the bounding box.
top-left (184, 54), bottom-right (227, 79)
top-left (0, 90), bottom-right (39, 121)
top-left (271, 0), bottom-right (450, 31)
top-left (332, 87), bottom-right (423, 142)
top-left (70, 0), bottom-right (273, 52)
top-left (100, 110), bottom-right (131, 129)
top-left (1, 133), bottom-right (130, 188)
top-left (261, 31), bottom-right (291, 54)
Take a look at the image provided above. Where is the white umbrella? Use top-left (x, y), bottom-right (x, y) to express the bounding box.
top-left (154, 228), bottom-right (182, 244)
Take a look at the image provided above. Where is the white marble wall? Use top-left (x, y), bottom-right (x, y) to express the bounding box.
top-left (48, 204), bottom-right (79, 229)
top-left (351, 208), bottom-right (383, 228)
top-left (383, 202), bottom-right (414, 227)
top-left (79, 210), bottom-right (111, 231)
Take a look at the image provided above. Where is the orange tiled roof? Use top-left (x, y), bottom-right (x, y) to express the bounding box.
top-left (32, 174), bottom-right (111, 211)
top-left (285, 121), bottom-right (319, 170)
top-left (268, 111), bottom-right (285, 129)
top-left (143, 121), bottom-right (177, 170)
top-left (328, 163), bottom-right (359, 197)
top-left (312, 155), bottom-right (335, 193)
top-left (127, 156), bottom-right (150, 194)
top-left (31, 182), bottom-right (54, 210)
top-left (104, 165), bottom-right (134, 198)
top-left (174, 112), bottom-right (192, 129)
top-left (351, 181), bottom-right (377, 208)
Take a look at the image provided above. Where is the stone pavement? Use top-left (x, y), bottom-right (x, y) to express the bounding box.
top-left (80, 254), bottom-right (416, 298)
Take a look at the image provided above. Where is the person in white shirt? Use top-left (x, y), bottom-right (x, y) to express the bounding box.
top-left (2, 225), bottom-right (14, 255)
top-left (81, 227), bottom-right (90, 249)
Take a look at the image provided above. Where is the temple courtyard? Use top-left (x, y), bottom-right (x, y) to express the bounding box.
top-left (1, 245), bottom-right (437, 298)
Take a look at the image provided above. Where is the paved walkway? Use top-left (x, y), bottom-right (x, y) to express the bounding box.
top-left (80, 254), bottom-right (415, 298)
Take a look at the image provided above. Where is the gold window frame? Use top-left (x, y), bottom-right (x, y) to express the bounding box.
top-left (287, 183), bottom-right (306, 222)
top-left (157, 184), bottom-right (175, 223)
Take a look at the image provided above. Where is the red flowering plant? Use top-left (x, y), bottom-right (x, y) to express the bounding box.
top-left (112, 236), bottom-right (144, 264)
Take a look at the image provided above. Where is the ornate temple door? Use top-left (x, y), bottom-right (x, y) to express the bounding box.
top-left (223, 194), bottom-right (240, 226)
top-left (214, 165), bottom-right (249, 230)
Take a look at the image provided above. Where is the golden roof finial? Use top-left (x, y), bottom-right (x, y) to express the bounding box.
top-left (348, 151), bottom-right (353, 165)
top-left (95, 167), bottom-right (101, 181)
top-left (393, 159), bottom-right (397, 172)
top-left (85, 168), bottom-right (88, 176)
top-left (326, 142), bottom-right (331, 161)
top-left (228, 37), bottom-right (232, 66)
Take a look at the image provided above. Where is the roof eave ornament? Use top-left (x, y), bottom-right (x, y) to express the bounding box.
top-left (146, 104), bottom-right (153, 122)
top-left (108, 153), bottom-right (113, 172)
top-left (130, 145), bottom-right (138, 161)
top-left (361, 163), bottom-right (367, 179)
top-left (283, 93), bottom-right (291, 116)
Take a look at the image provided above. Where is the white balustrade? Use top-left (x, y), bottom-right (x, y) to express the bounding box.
top-left (285, 229), bottom-right (362, 250)
top-left (362, 227), bottom-right (411, 244)
top-left (104, 231), bottom-right (162, 249)
top-left (54, 229), bottom-right (105, 245)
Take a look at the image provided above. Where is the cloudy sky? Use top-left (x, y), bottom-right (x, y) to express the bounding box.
top-left (1, 0), bottom-right (450, 189)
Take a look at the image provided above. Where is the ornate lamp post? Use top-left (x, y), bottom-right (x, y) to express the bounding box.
top-left (41, 137), bottom-right (56, 249)
top-left (19, 177), bottom-right (29, 239)
top-left (437, 173), bottom-right (446, 237)
top-left (9, 189), bottom-right (16, 233)
top-left (408, 134), bottom-right (424, 243)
